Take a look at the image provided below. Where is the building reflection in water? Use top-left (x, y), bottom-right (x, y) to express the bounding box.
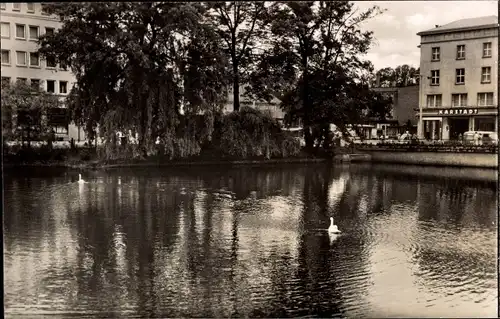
top-left (3, 164), bottom-right (497, 317)
top-left (347, 165), bottom-right (496, 317)
top-left (410, 179), bottom-right (497, 317)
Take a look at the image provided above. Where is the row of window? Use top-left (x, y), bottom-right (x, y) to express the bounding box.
top-left (5, 108), bottom-right (70, 134)
top-left (431, 42), bottom-right (492, 61)
top-left (2, 3), bottom-right (31, 12)
top-left (426, 92), bottom-right (494, 107)
top-left (1, 49), bottom-right (66, 69)
top-left (1, 77), bottom-right (69, 94)
top-left (1, 22), bottom-right (54, 40)
top-left (429, 67), bottom-right (491, 85)
top-left (0, 3), bottom-right (48, 15)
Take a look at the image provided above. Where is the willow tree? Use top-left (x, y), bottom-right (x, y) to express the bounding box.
top-left (246, 1), bottom-right (387, 151)
top-left (38, 2), bottom-right (227, 158)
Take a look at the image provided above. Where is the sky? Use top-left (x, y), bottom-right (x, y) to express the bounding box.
top-left (354, 1), bottom-right (498, 71)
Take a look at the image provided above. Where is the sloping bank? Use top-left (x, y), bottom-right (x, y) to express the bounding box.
top-left (350, 145), bottom-right (498, 169)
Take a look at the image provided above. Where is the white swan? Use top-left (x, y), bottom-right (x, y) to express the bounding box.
top-left (328, 217), bottom-right (341, 234)
top-left (78, 174), bottom-right (85, 184)
top-left (214, 190), bottom-right (234, 199)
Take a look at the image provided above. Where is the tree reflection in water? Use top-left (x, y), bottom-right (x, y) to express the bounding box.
top-left (3, 164), bottom-right (497, 317)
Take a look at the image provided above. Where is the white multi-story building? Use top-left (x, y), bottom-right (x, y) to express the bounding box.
top-left (416, 15), bottom-right (498, 140)
top-left (1, 2), bottom-right (85, 141)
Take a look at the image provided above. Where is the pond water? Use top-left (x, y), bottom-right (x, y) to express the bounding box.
top-left (3, 163), bottom-right (498, 318)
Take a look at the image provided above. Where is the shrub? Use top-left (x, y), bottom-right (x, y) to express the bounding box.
top-left (212, 107), bottom-right (300, 159)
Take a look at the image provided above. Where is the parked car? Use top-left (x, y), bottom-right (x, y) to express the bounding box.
top-left (463, 131), bottom-right (498, 146)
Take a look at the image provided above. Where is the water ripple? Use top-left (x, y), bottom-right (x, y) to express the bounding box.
top-left (3, 165), bottom-right (497, 318)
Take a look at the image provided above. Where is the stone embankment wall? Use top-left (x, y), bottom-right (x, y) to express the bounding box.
top-left (351, 145), bottom-right (498, 168)
top-left (364, 151), bottom-right (497, 168)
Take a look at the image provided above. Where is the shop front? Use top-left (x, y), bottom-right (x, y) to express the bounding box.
top-left (474, 117), bottom-right (496, 131)
top-left (419, 107), bottom-right (497, 140)
top-left (423, 118), bottom-right (442, 140)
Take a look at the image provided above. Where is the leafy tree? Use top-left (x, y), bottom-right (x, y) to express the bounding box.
top-left (372, 64), bottom-right (420, 87)
top-left (1, 81), bottom-right (62, 147)
top-left (246, 1), bottom-right (387, 151)
top-left (206, 1), bottom-right (272, 112)
top-left (279, 65), bottom-right (392, 150)
top-left (394, 64), bottom-right (419, 86)
top-left (38, 2), bottom-right (228, 158)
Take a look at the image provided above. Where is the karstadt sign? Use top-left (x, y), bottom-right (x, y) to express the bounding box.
top-left (437, 108), bottom-right (478, 115)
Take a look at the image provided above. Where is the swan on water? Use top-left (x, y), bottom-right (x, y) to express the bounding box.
top-left (328, 217), bottom-right (341, 234)
top-left (78, 174), bottom-right (85, 184)
top-left (213, 190), bottom-right (234, 199)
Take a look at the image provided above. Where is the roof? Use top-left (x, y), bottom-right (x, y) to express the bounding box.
top-left (417, 15), bottom-right (498, 36)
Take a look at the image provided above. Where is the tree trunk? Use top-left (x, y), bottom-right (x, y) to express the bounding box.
top-left (27, 128), bottom-right (31, 148)
top-left (136, 78), bottom-right (149, 158)
top-left (302, 54), bottom-right (314, 153)
top-left (233, 62), bottom-right (240, 112)
top-left (139, 104), bottom-right (148, 158)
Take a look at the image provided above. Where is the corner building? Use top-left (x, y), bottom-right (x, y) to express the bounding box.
top-left (1, 2), bottom-right (85, 141)
top-left (417, 16), bottom-right (498, 140)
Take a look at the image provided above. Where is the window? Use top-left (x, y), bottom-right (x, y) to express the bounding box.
top-left (12, 3), bottom-right (20, 11)
top-left (483, 42), bottom-right (492, 58)
top-left (1, 50), bottom-right (9, 65)
top-left (16, 24), bottom-right (25, 39)
top-left (47, 108), bottom-right (69, 131)
top-left (27, 3), bottom-right (35, 12)
top-left (29, 26), bottom-right (39, 40)
top-left (45, 27), bottom-right (54, 35)
top-left (0, 3), bottom-right (5, 10)
top-left (431, 47), bottom-right (440, 61)
top-left (29, 52), bottom-right (39, 67)
top-left (16, 51), bottom-right (27, 66)
top-left (41, 4), bottom-right (50, 15)
top-left (52, 126), bottom-right (69, 134)
top-left (481, 67), bottom-right (491, 83)
top-left (31, 79), bottom-right (40, 90)
top-left (46, 56), bottom-right (56, 68)
top-left (430, 70), bottom-right (440, 85)
top-left (1, 77), bottom-right (10, 88)
top-left (17, 78), bottom-right (27, 85)
top-left (47, 80), bottom-right (56, 93)
top-left (59, 81), bottom-right (68, 94)
top-left (59, 60), bottom-right (68, 71)
top-left (477, 93), bottom-right (494, 106)
top-left (452, 94), bottom-right (468, 107)
top-left (455, 68), bottom-right (465, 84)
top-left (426, 94), bottom-right (442, 107)
top-left (456, 45), bottom-right (465, 59)
top-left (1, 22), bottom-right (10, 38)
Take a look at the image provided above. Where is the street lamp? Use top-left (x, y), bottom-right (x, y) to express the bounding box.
top-left (417, 73), bottom-right (430, 139)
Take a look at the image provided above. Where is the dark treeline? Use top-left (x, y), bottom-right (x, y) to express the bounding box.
top-left (3, 1), bottom-right (394, 161)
